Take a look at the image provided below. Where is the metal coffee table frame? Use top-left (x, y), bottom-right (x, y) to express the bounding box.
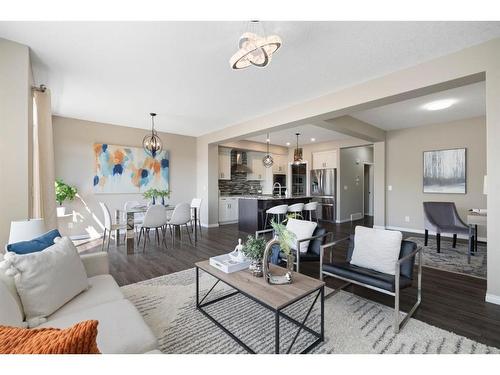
top-left (195, 266), bottom-right (325, 354)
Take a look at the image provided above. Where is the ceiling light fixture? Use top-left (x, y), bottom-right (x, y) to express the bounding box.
top-left (262, 133), bottom-right (274, 168)
top-left (293, 133), bottom-right (303, 165)
top-left (143, 113), bottom-right (163, 158)
top-left (422, 99), bottom-right (457, 111)
top-left (230, 21), bottom-right (282, 70)
top-left (286, 142), bottom-right (291, 146)
top-left (310, 138), bottom-right (316, 142)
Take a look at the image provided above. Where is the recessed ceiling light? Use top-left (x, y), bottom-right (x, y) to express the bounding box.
top-left (310, 138), bottom-right (316, 142)
top-left (286, 142), bottom-right (291, 146)
top-left (422, 99), bottom-right (457, 111)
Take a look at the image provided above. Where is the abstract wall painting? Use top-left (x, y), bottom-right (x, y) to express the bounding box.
top-left (93, 143), bottom-right (169, 193)
top-left (423, 148), bottom-right (466, 194)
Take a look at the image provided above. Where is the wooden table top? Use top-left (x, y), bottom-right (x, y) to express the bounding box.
top-left (196, 260), bottom-right (325, 310)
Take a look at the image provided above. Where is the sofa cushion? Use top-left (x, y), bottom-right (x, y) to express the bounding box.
top-left (39, 299), bottom-right (158, 354)
top-left (0, 320), bottom-right (100, 354)
top-left (286, 218), bottom-right (317, 254)
top-left (350, 226), bottom-right (402, 275)
top-left (0, 281), bottom-right (24, 327)
top-left (322, 261), bottom-right (412, 293)
top-left (1, 237), bottom-right (89, 327)
top-left (0, 253), bottom-right (24, 318)
top-left (48, 275), bottom-right (124, 320)
top-left (6, 229), bottom-right (61, 255)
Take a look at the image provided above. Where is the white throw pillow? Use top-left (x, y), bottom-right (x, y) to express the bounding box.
top-left (0, 237), bottom-right (89, 327)
top-left (350, 226), bottom-right (402, 275)
top-left (0, 280), bottom-right (25, 327)
top-left (285, 218), bottom-right (318, 254)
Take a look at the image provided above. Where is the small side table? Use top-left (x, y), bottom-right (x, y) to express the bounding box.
top-left (467, 211), bottom-right (487, 253)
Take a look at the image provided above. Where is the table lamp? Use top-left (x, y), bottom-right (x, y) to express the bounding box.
top-left (8, 218), bottom-right (47, 244)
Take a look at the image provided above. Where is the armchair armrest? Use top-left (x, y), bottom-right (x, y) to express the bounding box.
top-left (320, 236), bottom-right (350, 263)
top-left (296, 231), bottom-right (331, 246)
top-left (255, 228), bottom-right (274, 238)
top-left (396, 246), bottom-right (422, 265)
top-left (80, 252), bottom-right (109, 277)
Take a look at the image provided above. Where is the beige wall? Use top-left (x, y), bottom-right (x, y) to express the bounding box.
top-left (0, 38), bottom-right (31, 247)
top-left (386, 117), bottom-right (487, 238)
top-left (53, 116), bottom-right (197, 237)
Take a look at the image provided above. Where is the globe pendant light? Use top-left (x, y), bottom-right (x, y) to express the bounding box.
top-left (143, 113), bottom-right (163, 158)
top-left (262, 133), bottom-right (274, 168)
top-left (293, 133), bottom-right (303, 165)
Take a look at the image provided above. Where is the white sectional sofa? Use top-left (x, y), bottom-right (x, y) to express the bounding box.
top-left (0, 251), bottom-right (160, 354)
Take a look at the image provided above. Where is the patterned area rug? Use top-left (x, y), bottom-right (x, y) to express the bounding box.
top-left (406, 236), bottom-right (486, 279)
top-left (121, 268), bottom-right (498, 354)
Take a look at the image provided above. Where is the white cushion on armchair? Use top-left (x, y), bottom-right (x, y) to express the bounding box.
top-left (350, 226), bottom-right (402, 275)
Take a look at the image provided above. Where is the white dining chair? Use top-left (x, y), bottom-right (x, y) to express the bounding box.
top-left (303, 201), bottom-right (319, 222)
top-left (288, 203), bottom-right (305, 219)
top-left (99, 202), bottom-right (126, 252)
top-left (264, 204), bottom-right (289, 229)
top-left (167, 203), bottom-right (192, 245)
top-left (138, 205), bottom-right (168, 251)
top-left (190, 198), bottom-right (202, 236)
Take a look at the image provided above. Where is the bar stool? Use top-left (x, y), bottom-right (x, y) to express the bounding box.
top-left (287, 203), bottom-right (305, 219)
top-left (265, 204), bottom-right (289, 229)
top-left (303, 201), bottom-right (318, 222)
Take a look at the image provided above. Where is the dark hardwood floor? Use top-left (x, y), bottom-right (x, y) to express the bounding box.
top-left (80, 218), bottom-right (500, 349)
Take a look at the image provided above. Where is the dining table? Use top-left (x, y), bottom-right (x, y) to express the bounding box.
top-left (115, 204), bottom-right (199, 254)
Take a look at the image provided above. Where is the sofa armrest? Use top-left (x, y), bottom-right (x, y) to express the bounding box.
top-left (80, 252), bottom-right (109, 277)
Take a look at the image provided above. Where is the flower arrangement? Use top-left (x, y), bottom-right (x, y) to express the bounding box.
top-left (270, 219), bottom-right (296, 256)
top-left (55, 179), bottom-right (78, 206)
top-left (241, 235), bottom-right (267, 261)
top-left (143, 188), bottom-right (170, 205)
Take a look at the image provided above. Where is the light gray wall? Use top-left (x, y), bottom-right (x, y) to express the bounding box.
top-left (53, 116), bottom-right (197, 237)
top-left (0, 38), bottom-right (31, 247)
top-left (386, 116), bottom-right (486, 238)
top-left (338, 146), bottom-right (374, 221)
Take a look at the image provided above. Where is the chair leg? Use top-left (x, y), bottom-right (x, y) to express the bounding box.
top-left (155, 228), bottom-right (160, 245)
top-left (436, 233), bottom-right (441, 253)
top-left (102, 228), bottom-right (107, 251)
top-left (424, 229), bottom-right (428, 246)
top-left (107, 230), bottom-right (111, 252)
top-left (143, 229), bottom-right (148, 252)
top-left (452, 234), bottom-right (457, 248)
top-left (137, 227), bottom-right (143, 246)
top-left (265, 213), bottom-right (269, 229)
top-left (185, 224), bottom-right (193, 245)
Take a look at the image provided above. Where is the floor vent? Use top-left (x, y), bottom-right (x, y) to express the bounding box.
top-left (350, 212), bottom-right (363, 221)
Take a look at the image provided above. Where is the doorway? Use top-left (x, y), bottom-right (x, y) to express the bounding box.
top-left (363, 163), bottom-right (374, 217)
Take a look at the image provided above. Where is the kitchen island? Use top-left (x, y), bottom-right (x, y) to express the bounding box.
top-left (238, 196), bottom-right (312, 234)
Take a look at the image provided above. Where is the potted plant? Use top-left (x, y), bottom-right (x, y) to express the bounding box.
top-left (270, 220), bottom-right (297, 272)
top-left (157, 189), bottom-right (171, 205)
top-left (55, 179), bottom-right (77, 216)
top-left (241, 235), bottom-right (267, 277)
top-left (143, 188), bottom-right (159, 205)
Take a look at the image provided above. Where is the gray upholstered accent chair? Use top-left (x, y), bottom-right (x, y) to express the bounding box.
top-left (423, 202), bottom-right (472, 253)
top-left (320, 235), bottom-right (422, 334)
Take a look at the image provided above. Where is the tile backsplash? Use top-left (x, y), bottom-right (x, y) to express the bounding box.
top-left (218, 150), bottom-right (262, 195)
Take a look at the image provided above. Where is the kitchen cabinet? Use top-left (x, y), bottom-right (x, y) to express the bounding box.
top-left (312, 150), bottom-right (338, 169)
top-left (272, 154), bottom-right (288, 174)
top-left (218, 147), bottom-right (231, 180)
top-left (246, 151), bottom-right (265, 181)
top-left (219, 197), bottom-right (239, 223)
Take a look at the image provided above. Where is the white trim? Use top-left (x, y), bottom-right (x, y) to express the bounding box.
top-left (218, 221), bottom-right (238, 225)
top-left (336, 218), bottom-right (352, 224)
top-left (201, 223), bottom-right (219, 228)
top-left (485, 293), bottom-right (500, 306)
top-left (373, 225), bottom-right (386, 230)
top-left (385, 225), bottom-right (487, 243)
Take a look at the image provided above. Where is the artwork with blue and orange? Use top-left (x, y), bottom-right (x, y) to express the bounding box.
top-left (93, 143), bottom-right (169, 193)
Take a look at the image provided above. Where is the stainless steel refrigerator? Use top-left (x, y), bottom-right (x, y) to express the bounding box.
top-left (310, 169), bottom-right (337, 223)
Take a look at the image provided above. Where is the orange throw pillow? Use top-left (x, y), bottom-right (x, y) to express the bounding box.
top-left (0, 320), bottom-right (100, 354)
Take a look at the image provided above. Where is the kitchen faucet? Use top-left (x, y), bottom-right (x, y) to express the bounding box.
top-left (272, 182), bottom-right (282, 197)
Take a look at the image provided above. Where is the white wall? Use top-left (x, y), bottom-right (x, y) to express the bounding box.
top-left (0, 38), bottom-right (31, 247)
top-left (52, 116), bottom-right (197, 237)
top-left (386, 117), bottom-right (487, 238)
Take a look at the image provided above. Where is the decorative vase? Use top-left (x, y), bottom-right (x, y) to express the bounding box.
top-left (56, 206), bottom-right (66, 217)
top-left (286, 253), bottom-right (295, 272)
top-left (249, 260), bottom-right (263, 277)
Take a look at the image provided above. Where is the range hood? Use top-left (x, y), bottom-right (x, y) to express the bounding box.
top-left (232, 151), bottom-right (252, 174)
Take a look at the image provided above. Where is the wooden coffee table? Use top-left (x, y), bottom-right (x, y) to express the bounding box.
top-left (195, 260), bottom-right (325, 354)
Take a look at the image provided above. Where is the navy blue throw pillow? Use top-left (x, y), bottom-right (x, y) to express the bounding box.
top-left (6, 229), bottom-right (61, 255)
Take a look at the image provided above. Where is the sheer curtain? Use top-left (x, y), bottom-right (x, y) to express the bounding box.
top-left (32, 88), bottom-right (57, 230)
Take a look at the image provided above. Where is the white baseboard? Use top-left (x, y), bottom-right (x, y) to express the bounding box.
top-left (385, 225), bottom-right (487, 243)
top-left (201, 223), bottom-right (219, 228)
top-left (219, 221), bottom-right (238, 225)
top-left (373, 225), bottom-right (386, 230)
top-left (485, 293), bottom-right (500, 305)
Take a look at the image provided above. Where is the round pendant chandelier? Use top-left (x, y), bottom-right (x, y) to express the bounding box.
top-left (143, 113), bottom-right (163, 158)
top-left (293, 133), bottom-right (303, 165)
top-left (262, 133), bottom-right (274, 168)
top-left (230, 21), bottom-right (282, 70)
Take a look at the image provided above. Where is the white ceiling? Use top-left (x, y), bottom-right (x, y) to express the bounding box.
top-left (246, 124), bottom-right (353, 146)
top-left (351, 81), bottom-right (485, 130)
top-left (0, 22), bottom-right (499, 136)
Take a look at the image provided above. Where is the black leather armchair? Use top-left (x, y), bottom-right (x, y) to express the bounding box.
top-left (320, 235), bottom-right (422, 334)
top-left (255, 226), bottom-right (330, 273)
